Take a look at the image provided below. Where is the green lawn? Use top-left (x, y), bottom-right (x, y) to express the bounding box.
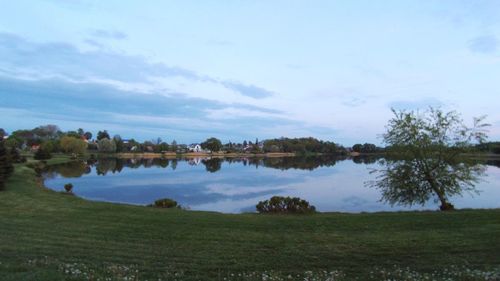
top-left (0, 161), bottom-right (499, 280)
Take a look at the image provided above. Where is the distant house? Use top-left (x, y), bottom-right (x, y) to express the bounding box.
top-left (188, 144), bottom-right (203, 153)
top-left (30, 144), bottom-right (40, 152)
top-left (243, 145), bottom-right (253, 152)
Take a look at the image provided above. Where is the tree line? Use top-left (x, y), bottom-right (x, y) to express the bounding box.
top-left (1, 126), bottom-right (381, 157)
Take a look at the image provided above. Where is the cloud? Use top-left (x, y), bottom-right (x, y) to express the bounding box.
top-left (0, 32), bottom-right (200, 83)
top-left (83, 39), bottom-right (105, 49)
top-left (90, 29), bottom-right (127, 40)
top-left (0, 76), bottom-right (299, 142)
top-left (221, 81), bottom-right (274, 99)
top-left (388, 98), bottom-right (443, 111)
top-left (0, 32), bottom-right (274, 99)
top-left (468, 35), bottom-right (498, 54)
top-left (342, 96), bottom-right (366, 107)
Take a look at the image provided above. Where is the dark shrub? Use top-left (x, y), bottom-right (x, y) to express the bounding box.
top-left (0, 141), bottom-right (13, 190)
top-left (256, 196), bottom-right (316, 214)
top-left (64, 183), bottom-right (73, 193)
top-left (152, 198), bottom-right (178, 208)
top-left (34, 147), bottom-right (52, 160)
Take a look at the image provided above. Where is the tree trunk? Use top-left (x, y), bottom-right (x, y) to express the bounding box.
top-left (426, 174), bottom-right (455, 211)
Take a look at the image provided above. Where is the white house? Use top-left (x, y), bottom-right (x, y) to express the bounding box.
top-left (188, 144), bottom-right (203, 153)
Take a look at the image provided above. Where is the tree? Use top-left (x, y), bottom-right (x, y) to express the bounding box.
top-left (170, 140), bottom-right (178, 152)
top-left (0, 128), bottom-right (6, 139)
top-left (97, 130), bottom-right (110, 141)
top-left (97, 138), bottom-right (116, 153)
top-left (60, 136), bottom-right (88, 155)
top-left (83, 131), bottom-right (93, 141)
top-left (9, 147), bottom-right (23, 163)
top-left (0, 140), bottom-right (14, 190)
top-left (158, 142), bottom-right (169, 152)
top-left (368, 108), bottom-right (489, 211)
top-left (352, 144), bottom-right (362, 153)
top-left (33, 125), bottom-right (60, 140)
top-left (113, 135), bottom-right (124, 152)
top-left (201, 137), bottom-right (222, 152)
top-left (34, 146), bottom-right (52, 160)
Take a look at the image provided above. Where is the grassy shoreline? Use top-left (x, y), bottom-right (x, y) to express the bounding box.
top-left (0, 159), bottom-right (499, 280)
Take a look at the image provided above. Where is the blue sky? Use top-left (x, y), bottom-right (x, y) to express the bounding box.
top-left (1, 0), bottom-right (499, 145)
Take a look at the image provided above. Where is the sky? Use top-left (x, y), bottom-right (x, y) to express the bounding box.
top-left (0, 0), bottom-right (499, 145)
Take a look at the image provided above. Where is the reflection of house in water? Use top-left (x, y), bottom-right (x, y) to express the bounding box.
top-left (143, 158), bottom-right (154, 167)
top-left (188, 157), bottom-right (202, 166)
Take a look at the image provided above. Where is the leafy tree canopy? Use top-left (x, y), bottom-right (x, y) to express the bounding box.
top-left (368, 108), bottom-right (489, 211)
top-left (201, 137), bottom-right (222, 152)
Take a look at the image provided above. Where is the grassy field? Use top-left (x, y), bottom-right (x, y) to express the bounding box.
top-left (0, 159), bottom-right (499, 280)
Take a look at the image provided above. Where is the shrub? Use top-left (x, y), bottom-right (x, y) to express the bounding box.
top-left (64, 183), bottom-right (73, 193)
top-left (151, 198), bottom-right (178, 208)
top-left (34, 147), bottom-right (52, 160)
top-left (0, 141), bottom-right (14, 190)
top-left (256, 196), bottom-right (316, 214)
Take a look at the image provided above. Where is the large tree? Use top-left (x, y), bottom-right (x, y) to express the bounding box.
top-left (368, 108), bottom-right (489, 211)
top-left (60, 136), bottom-right (88, 155)
top-left (201, 137), bottom-right (222, 153)
top-left (97, 130), bottom-right (110, 141)
top-left (97, 138), bottom-right (116, 153)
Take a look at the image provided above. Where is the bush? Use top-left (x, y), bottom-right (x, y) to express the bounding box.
top-left (151, 198), bottom-right (178, 208)
top-left (256, 196), bottom-right (316, 214)
top-left (0, 141), bottom-right (14, 190)
top-left (64, 183), bottom-right (73, 193)
top-left (34, 147), bottom-right (52, 160)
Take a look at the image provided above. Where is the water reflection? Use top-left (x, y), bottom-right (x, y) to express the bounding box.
top-left (43, 156), bottom-right (500, 213)
top-left (44, 155), bottom-right (363, 177)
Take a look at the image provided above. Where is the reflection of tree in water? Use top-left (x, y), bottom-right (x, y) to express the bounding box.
top-left (369, 157), bottom-right (486, 211)
top-left (45, 161), bottom-right (90, 178)
top-left (202, 158), bottom-right (222, 173)
top-left (486, 160), bottom-right (500, 168)
top-left (171, 159), bottom-right (177, 170)
top-left (154, 158), bottom-right (169, 168)
top-left (352, 155), bottom-right (382, 165)
top-left (262, 155), bottom-right (340, 171)
top-left (44, 155), bottom-right (387, 181)
top-left (96, 158), bottom-right (117, 175)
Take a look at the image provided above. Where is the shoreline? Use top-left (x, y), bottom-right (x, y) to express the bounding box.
top-left (95, 152), bottom-right (298, 159)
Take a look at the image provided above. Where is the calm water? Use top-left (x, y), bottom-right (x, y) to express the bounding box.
top-left (43, 156), bottom-right (500, 213)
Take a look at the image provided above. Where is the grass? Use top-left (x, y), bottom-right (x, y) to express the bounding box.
top-left (0, 160), bottom-right (499, 280)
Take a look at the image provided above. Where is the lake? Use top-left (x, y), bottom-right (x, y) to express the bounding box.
top-left (43, 156), bottom-right (500, 213)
